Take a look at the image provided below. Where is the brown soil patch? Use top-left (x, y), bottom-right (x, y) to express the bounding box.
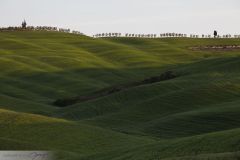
top-left (190, 45), bottom-right (240, 51)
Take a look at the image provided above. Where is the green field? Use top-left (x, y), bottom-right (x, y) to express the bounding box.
top-left (0, 31), bottom-right (240, 160)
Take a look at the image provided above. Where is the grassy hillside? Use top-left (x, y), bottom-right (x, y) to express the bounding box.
top-left (0, 31), bottom-right (240, 159)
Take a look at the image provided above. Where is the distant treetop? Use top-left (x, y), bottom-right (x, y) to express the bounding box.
top-left (22, 20), bottom-right (27, 29)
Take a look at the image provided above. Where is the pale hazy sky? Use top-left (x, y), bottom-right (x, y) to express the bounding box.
top-left (1, 0), bottom-right (240, 35)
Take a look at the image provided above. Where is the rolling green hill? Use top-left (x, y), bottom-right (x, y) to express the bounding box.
top-left (0, 31), bottom-right (240, 159)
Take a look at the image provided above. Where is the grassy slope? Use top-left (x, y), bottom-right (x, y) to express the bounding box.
top-left (0, 109), bottom-right (154, 158)
top-left (0, 31), bottom-right (240, 159)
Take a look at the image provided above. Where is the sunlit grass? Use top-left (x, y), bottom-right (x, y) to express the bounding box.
top-left (0, 31), bottom-right (240, 159)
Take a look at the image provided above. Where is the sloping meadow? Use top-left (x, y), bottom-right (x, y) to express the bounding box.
top-left (0, 31), bottom-right (240, 159)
